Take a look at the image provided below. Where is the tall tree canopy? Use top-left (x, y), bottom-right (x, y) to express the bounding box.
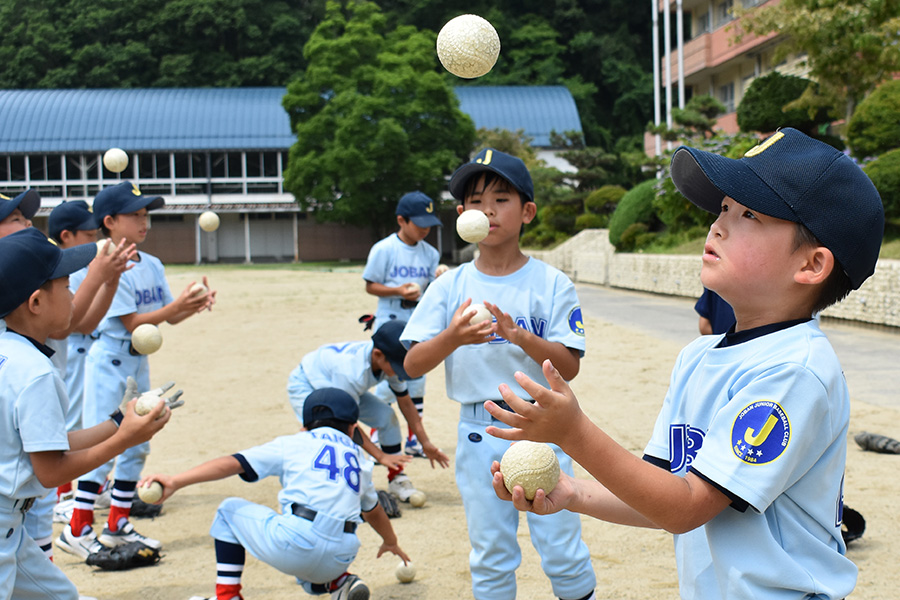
top-left (281, 1), bottom-right (475, 232)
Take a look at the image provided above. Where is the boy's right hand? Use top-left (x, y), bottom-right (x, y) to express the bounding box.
top-left (137, 474), bottom-right (178, 504)
top-left (490, 460), bottom-right (575, 516)
top-left (177, 279), bottom-right (214, 313)
top-left (378, 453), bottom-right (412, 471)
top-left (117, 397), bottom-right (171, 446)
top-left (449, 299), bottom-right (495, 346)
top-left (399, 282), bottom-right (421, 301)
top-left (93, 239), bottom-right (136, 282)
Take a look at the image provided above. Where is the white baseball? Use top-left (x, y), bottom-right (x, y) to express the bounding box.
top-left (436, 14), bottom-right (501, 79)
top-left (95, 239), bottom-right (115, 257)
top-left (456, 210), bottom-right (490, 244)
top-left (466, 302), bottom-right (492, 326)
top-left (435, 264), bottom-right (449, 277)
top-left (199, 211), bottom-right (220, 232)
top-left (395, 560), bottom-right (417, 583)
top-left (500, 441), bottom-right (560, 501)
top-left (137, 481), bottom-right (164, 504)
top-left (131, 323), bottom-right (162, 354)
top-left (190, 282), bottom-right (209, 297)
top-left (409, 491), bottom-right (427, 508)
top-left (103, 148), bottom-right (129, 173)
top-left (407, 282), bottom-right (421, 296)
top-left (134, 391), bottom-right (162, 416)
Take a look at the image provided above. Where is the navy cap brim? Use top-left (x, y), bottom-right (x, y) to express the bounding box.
top-left (409, 213), bottom-right (442, 228)
top-left (448, 163), bottom-right (493, 201)
top-left (50, 242), bottom-right (97, 280)
top-left (121, 195), bottom-right (165, 214)
top-left (388, 357), bottom-right (411, 381)
top-left (16, 190), bottom-right (41, 220)
top-left (670, 147), bottom-right (800, 222)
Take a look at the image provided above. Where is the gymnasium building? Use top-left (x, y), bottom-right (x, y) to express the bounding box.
top-left (0, 86), bottom-right (582, 264)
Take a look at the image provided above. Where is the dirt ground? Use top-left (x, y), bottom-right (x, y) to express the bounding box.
top-left (54, 266), bottom-right (900, 599)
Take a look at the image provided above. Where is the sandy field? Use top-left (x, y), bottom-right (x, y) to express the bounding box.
top-left (53, 266), bottom-right (900, 599)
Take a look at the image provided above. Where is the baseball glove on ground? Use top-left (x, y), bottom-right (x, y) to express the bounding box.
top-left (377, 489), bottom-right (402, 519)
top-left (854, 431), bottom-right (900, 454)
top-left (842, 506), bottom-right (866, 545)
top-left (86, 541), bottom-right (161, 570)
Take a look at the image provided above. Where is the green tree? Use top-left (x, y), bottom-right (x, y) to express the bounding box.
top-left (737, 72), bottom-right (831, 134)
top-left (847, 80), bottom-right (900, 159)
top-left (735, 0), bottom-right (900, 120)
top-left (863, 148), bottom-right (900, 233)
top-left (281, 0), bottom-right (475, 233)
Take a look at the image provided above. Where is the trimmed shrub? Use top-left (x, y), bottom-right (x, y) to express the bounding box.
top-left (848, 80), bottom-right (900, 159)
top-left (584, 185), bottom-right (627, 215)
top-left (863, 148), bottom-right (900, 231)
top-left (575, 212), bottom-right (606, 231)
top-left (737, 72), bottom-right (826, 134)
top-left (608, 179), bottom-right (658, 249)
top-left (539, 203), bottom-right (579, 235)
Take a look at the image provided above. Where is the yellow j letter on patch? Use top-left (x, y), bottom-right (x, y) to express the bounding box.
top-left (476, 149), bottom-right (493, 165)
top-left (744, 415), bottom-right (778, 445)
top-left (744, 131), bottom-right (784, 158)
top-left (425, 202), bottom-right (434, 213)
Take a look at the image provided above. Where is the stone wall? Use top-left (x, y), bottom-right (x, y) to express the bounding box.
top-left (527, 230), bottom-right (900, 329)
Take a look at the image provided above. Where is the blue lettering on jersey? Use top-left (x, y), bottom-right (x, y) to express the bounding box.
top-left (134, 286), bottom-right (165, 307)
top-left (731, 400), bottom-right (790, 464)
top-left (388, 265), bottom-right (431, 279)
top-left (669, 424), bottom-right (705, 472)
top-left (0, 354), bottom-right (6, 370)
top-left (489, 316), bottom-right (549, 344)
top-left (312, 441), bottom-right (362, 492)
top-left (568, 307), bottom-right (585, 336)
top-left (325, 343), bottom-right (352, 353)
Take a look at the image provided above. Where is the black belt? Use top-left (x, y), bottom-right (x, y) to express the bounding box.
top-left (15, 498), bottom-right (35, 513)
top-left (291, 503), bottom-right (357, 534)
top-left (400, 299), bottom-right (419, 310)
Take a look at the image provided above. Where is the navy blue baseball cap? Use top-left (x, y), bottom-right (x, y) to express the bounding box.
top-left (670, 128), bottom-right (885, 289)
top-left (396, 191), bottom-right (442, 228)
top-left (449, 148), bottom-right (534, 203)
top-left (0, 228), bottom-right (96, 318)
top-left (372, 319), bottom-right (411, 381)
top-left (302, 387), bottom-right (360, 426)
top-left (48, 201), bottom-right (99, 241)
top-left (93, 181), bottom-right (164, 224)
top-left (0, 189), bottom-right (40, 222)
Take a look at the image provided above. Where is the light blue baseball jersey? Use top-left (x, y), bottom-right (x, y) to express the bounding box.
top-left (63, 266), bottom-right (94, 431)
top-left (299, 341), bottom-right (407, 401)
top-left (235, 428), bottom-right (378, 519)
top-left (644, 320), bottom-right (856, 600)
top-left (97, 252), bottom-right (173, 341)
top-left (362, 233), bottom-right (439, 323)
top-left (401, 258), bottom-right (585, 403)
top-left (0, 331), bottom-right (69, 500)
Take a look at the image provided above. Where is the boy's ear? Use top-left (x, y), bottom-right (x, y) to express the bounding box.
top-left (522, 201), bottom-right (537, 225)
top-left (795, 246), bottom-right (835, 286)
top-left (102, 214), bottom-right (116, 230)
top-left (456, 204), bottom-right (465, 216)
top-left (59, 230), bottom-right (75, 245)
top-left (397, 215), bottom-right (406, 227)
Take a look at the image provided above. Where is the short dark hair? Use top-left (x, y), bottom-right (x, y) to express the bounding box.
top-left (305, 418), bottom-right (353, 435)
top-left (793, 223), bottom-right (853, 314)
top-left (462, 172), bottom-right (530, 205)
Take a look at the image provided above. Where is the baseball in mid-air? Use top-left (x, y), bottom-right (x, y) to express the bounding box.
top-left (436, 14), bottom-right (501, 79)
top-left (137, 481), bottom-right (164, 504)
top-left (103, 148), bottom-right (129, 173)
top-left (395, 560), bottom-right (417, 583)
top-left (499, 441), bottom-right (560, 501)
top-left (467, 302), bottom-right (492, 326)
top-left (456, 209), bottom-right (490, 244)
top-left (409, 491), bottom-right (427, 508)
top-left (131, 323), bottom-right (162, 355)
top-left (95, 239), bottom-right (115, 257)
top-left (199, 210), bottom-right (220, 232)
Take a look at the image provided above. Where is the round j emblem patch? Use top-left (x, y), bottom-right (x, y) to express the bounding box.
top-left (731, 401), bottom-right (790, 464)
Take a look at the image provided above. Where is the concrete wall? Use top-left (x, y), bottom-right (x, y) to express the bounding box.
top-left (527, 230), bottom-right (900, 329)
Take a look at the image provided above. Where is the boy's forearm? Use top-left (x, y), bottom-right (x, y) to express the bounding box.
top-left (75, 281), bottom-right (118, 334)
top-left (365, 281), bottom-right (401, 298)
top-left (362, 504), bottom-right (399, 546)
top-left (31, 431), bottom-right (133, 488)
top-left (403, 335), bottom-right (455, 379)
top-left (170, 455), bottom-right (244, 491)
top-left (395, 394), bottom-right (430, 444)
top-left (68, 420), bottom-right (118, 451)
top-left (514, 333), bottom-right (580, 380)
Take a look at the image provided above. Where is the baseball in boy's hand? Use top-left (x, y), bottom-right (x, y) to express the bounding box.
top-left (95, 239), bottom-right (115, 257)
top-left (131, 323), bottom-right (162, 354)
top-left (407, 282), bottom-right (421, 295)
top-left (456, 210), bottom-right (490, 244)
top-left (435, 264), bottom-right (449, 277)
top-left (395, 560), bottom-right (417, 583)
top-left (137, 480), bottom-right (164, 504)
top-left (499, 441), bottom-right (560, 501)
top-left (467, 303), bottom-right (492, 326)
top-left (190, 282), bottom-right (209, 297)
top-left (134, 382), bottom-right (184, 418)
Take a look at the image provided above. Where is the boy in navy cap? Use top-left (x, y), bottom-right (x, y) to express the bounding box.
top-left (58, 181), bottom-right (215, 558)
top-left (402, 148), bottom-right (597, 600)
top-left (362, 191), bottom-right (443, 462)
top-left (485, 129), bottom-right (884, 600)
top-left (0, 189), bottom-right (39, 238)
top-left (0, 228), bottom-right (171, 599)
top-left (141, 387), bottom-right (410, 600)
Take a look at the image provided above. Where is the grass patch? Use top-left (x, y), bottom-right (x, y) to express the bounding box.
top-left (880, 236), bottom-right (900, 260)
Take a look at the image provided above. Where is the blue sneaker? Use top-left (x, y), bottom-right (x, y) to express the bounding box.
top-left (404, 436), bottom-right (426, 458)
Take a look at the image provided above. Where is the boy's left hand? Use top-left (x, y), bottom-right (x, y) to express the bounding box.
top-left (484, 359), bottom-right (587, 449)
top-left (484, 301), bottom-right (522, 345)
top-left (377, 542), bottom-right (411, 565)
top-left (420, 441), bottom-right (450, 469)
top-left (490, 460), bottom-right (575, 516)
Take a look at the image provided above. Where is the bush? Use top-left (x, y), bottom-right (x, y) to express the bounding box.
top-left (608, 179), bottom-right (658, 250)
top-left (575, 213), bottom-right (606, 231)
top-left (584, 185), bottom-right (627, 214)
top-left (539, 203), bottom-right (579, 235)
top-left (521, 224), bottom-right (569, 248)
top-left (848, 80), bottom-right (900, 159)
top-left (737, 72), bottom-right (828, 134)
top-left (652, 176), bottom-right (714, 231)
top-left (863, 148), bottom-right (900, 232)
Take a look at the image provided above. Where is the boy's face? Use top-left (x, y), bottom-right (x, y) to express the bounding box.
top-left (40, 276), bottom-right (75, 333)
top-left (701, 197), bottom-right (805, 305)
top-left (397, 216), bottom-right (431, 245)
top-left (371, 348), bottom-right (397, 377)
top-left (0, 209), bottom-right (31, 238)
top-left (458, 174), bottom-right (535, 246)
top-left (107, 208), bottom-right (149, 244)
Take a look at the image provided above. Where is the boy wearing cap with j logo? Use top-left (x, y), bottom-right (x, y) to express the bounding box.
top-left (485, 128), bottom-right (884, 600)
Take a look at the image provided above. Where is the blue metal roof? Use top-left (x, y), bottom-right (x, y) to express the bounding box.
top-left (0, 86), bottom-right (581, 153)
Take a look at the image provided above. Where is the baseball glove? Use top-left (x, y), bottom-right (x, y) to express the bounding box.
top-left (854, 431), bottom-right (900, 454)
top-left (842, 506), bottom-right (866, 545)
top-left (377, 489), bottom-right (402, 519)
top-left (358, 314), bottom-right (375, 331)
top-left (86, 541), bottom-right (161, 571)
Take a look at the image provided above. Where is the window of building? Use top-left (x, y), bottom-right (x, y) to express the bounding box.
top-left (719, 82), bottom-right (735, 112)
top-left (137, 153), bottom-right (172, 179)
top-left (716, 0), bottom-right (734, 26)
top-left (696, 11), bottom-right (711, 35)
